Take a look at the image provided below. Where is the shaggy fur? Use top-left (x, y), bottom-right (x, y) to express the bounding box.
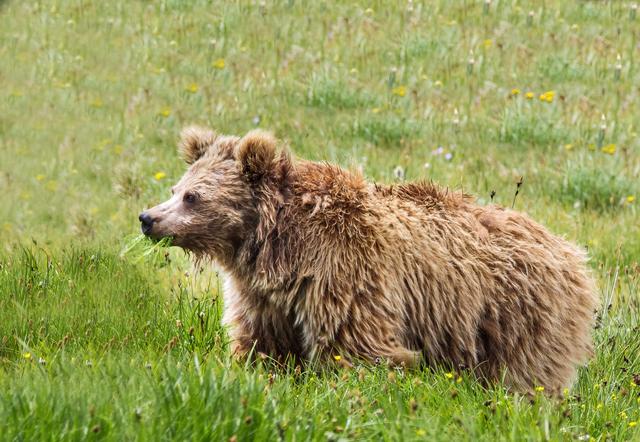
top-left (141, 127), bottom-right (599, 394)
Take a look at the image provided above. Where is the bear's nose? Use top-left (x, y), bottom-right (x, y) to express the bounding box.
top-left (139, 212), bottom-right (155, 235)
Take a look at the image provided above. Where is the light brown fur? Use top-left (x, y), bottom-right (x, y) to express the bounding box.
top-left (142, 127), bottom-right (599, 394)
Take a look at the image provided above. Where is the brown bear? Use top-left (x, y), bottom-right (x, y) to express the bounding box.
top-left (140, 126), bottom-right (599, 394)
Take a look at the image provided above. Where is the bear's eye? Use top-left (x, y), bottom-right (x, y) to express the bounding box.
top-left (183, 192), bottom-right (197, 204)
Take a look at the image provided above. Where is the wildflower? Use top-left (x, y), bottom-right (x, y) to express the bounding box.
top-left (434, 80), bottom-right (443, 87)
top-left (36, 174), bottom-right (45, 181)
top-left (154, 172), bottom-right (166, 180)
top-left (444, 152), bottom-right (453, 161)
top-left (90, 98), bottom-right (103, 108)
top-left (416, 429), bottom-right (426, 436)
top-left (535, 386), bottom-right (545, 393)
top-left (445, 372), bottom-right (454, 379)
top-left (483, 39), bottom-right (492, 48)
top-left (212, 58), bottom-right (225, 69)
top-left (525, 92), bottom-right (534, 99)
top-left (564, 143), bottom-right (573, 150)
top-left (113, 145), bottom-right (123, 155)
top-left (456, 377), bottom-right (463, 383)
top-left (539, 91), bottom-right (555, 102)
top-left (483, 0), bottom-right (491, 14)
top-left (601, 144), bottom-right (616, 155)
top-left (563, 388), bottom-right (570, 396)
top-left (159, 107), bottom-right (171, 118)
top-left (333, 355), bottom-right (341, 361)
top-left (630, 421), bottom-right (638, 428)
top-left (527, 10), bottom-right (534, 26)
top-left (511, 88), bottom-right (520, 96)
top-left (185, 83), bottom-right (199, 93)
top-left (46, 180), bottom-right (58, 192)
top-left (372, 107), bottom-right (381, 114)
top-left (620, 411), bottom-right (628, 419)
top-left (38, 357), bottom-right (46, 365)
top-left (452, 108), bottom-right (460, 126)
top-left (392, 85), bottom-right (407, 97)
top-left (364, 7), bottom-right (374, 15)
top-left (598, 114), bottom-right (607, 147)
top-left (252, 115), bottom-right (261, 125)
top-left (597, 403), bottom-right (604, 409)
top-left (628, 196), bottom-right (636, 204)
top-left (23, 352), bottom-right (32, 360)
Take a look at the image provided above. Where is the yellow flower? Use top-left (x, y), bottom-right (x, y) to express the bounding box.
top-left (212, 58), bottom-right (225, 69)
top-left (511, 88), bottom-right (520, 96)
top-left (620, 411), bottom-right (628, 419)
top-left (535, 386), bottom-right (545, 392)
top-left (564, 143), bottom-right (573, 150)
top-left (23, 352), bottom-right (32, 359)
top-left (154, 172), bottom-right (166, 181)
top-left (601, 144), bottom-right (616, 155)
top-left (159, 107), bottom-right (171, 118)
top-left (456, 376), bottom-right (463, 383)
top-left (113, 145), bottom-right (124, 155)
top-left (416, 429), bottom-right (426, 436)
top-left (630, 421), bottom-right (638, 428)
top-left (372, 107), bottom-right (381, 114)
top-left (628, 196), bottom-right (636, 204)
top-left (563, 388), bottom-right (570, 396)
top-left (445, 372), bottom-right (454, 379)
top-left (333, 355), bottom-right (341, 361)
top-left (392, 85), bottom-right (407, 97)
top-left (597, 403), bottom-right (604, 409)
top-left (525, 91), bottom-right (534, 99)
top-left (539, 91), bottom-right (555, 102)
top-left (186, 83), bottom-right (199, 93)
top-left (90, 98), bottom-right (103, 108)
top-left (483, 39), bottom-right (492, 48)
top-left (46, 180), bottom-right (58, 192)
top-left (36, 174), bottom-right (46, 181)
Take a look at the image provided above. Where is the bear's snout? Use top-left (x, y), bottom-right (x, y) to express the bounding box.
top-left (139, 212), bottom-right (155, 235)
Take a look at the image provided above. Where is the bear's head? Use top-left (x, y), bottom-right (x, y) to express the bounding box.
top-left (139, 126), bottom-right (291, 263)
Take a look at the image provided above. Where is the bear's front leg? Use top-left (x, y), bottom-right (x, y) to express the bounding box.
top-left (227, 320), bottom-right (257, 361)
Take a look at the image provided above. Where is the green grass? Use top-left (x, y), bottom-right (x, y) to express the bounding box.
top-left (1, 0), bottom-right (639, 440)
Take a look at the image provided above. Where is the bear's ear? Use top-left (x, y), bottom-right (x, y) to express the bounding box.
top-left (178, 126), bottom-right (217, 164)
top-left (236, 129), bottom-right (278, 182)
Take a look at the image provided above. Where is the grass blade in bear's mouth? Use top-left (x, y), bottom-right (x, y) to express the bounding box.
top-left (120, 234), bottom-right (173, 262)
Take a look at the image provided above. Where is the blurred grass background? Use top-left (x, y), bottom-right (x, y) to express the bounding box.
top-left (1, 0), bottom-right (639, 440)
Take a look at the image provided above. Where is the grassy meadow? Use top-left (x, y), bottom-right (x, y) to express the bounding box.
top-left (1, 0), bottom-right (640, 440)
